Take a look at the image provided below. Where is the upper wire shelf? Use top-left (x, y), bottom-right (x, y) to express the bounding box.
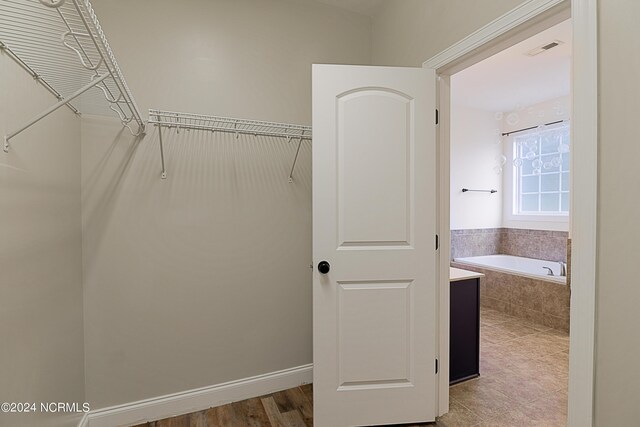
top-left (148, 109), bottom-right (312, 181)
top-left (0, 0), bottom-right (145, 151)
top-left (148, 110), bottom-right (312, 140)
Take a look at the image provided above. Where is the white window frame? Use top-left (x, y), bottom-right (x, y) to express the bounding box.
top-left (513, 122), bottom-right (570, 216)
top-left (503, 125), bottom-right (569, 231)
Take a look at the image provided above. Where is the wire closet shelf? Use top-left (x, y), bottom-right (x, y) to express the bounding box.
top-left (148, 109), bottom-right (312, 181)
top-left (0, 0), bottom-right (145, 152)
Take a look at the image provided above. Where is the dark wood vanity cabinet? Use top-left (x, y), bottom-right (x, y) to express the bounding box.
top-left (450, 276), bottom-right (480, 385)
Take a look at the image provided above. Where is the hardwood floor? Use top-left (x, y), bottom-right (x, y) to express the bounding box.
top-left (132, 385), bottom-right (315, 427)
top-left (133, 308), bottom-right (568, 427)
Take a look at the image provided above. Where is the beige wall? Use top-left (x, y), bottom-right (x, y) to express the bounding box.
top-left (372, 0), bottom-right (526, 67)
top-left (0, 55), bottom-right (85, 426)
top-left (83, 0), bottom-right (371, 408)
top-left (372, 0), bottom-right (640, 424)
top-left (91, 0), bottom-right (372, 125)
top-left (594, 1), bottom-right (640, 424)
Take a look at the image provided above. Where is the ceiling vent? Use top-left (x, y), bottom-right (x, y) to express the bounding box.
top-left (526, 40), bottom-right (564, 56)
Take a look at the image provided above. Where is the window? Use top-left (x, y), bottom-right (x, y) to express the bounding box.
top-left (513, 123), bottom-right (570, 215)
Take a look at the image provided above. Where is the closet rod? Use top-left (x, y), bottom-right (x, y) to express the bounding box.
top-left (501, 119), bottom-right (567, 137)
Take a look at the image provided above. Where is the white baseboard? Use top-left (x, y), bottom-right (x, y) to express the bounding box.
top-left (81, 364), bottom-right (313, 427)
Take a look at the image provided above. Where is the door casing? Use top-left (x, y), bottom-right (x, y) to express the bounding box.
top-left (422, 1), bottom-right (598, 426)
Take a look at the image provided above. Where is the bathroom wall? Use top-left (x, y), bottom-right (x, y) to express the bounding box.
top-left (0, 53), bottom-right (85, 426)
top-left (450, 93), bottom-right (570, 259)
top-left (450, 97), bottom-right (571, 257)
top-left (501, 96), bottom-right (571, 135)
top-left (450, 105), bottom-right (503, 230)
top-left (83, 0), bottom-right (371, 409)
top-left (450, 95), bottom-right (571, 235)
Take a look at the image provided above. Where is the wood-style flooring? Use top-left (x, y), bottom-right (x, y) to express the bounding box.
top-left (132, 385), bottom-right (314, 427)
top-left (133, 307), bottom-right (569, 427)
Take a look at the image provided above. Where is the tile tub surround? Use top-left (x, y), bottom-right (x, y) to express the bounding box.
top-left (451, 261), bottom-right (570, 331)
top-left (451, 228), bottom-right (569, 263)
top-left (451, 228), bottom-right (503, 259)
top-left (501, 228), bottom-right (568, 263)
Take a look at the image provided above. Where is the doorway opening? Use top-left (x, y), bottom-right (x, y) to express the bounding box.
top-left (426, 1), bottom-right (598, 425)
top-left (446, 18), bottom-right (572, 425)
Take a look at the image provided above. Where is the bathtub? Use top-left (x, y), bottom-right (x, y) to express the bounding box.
top-left (454, 254), bottom-right (566, 285)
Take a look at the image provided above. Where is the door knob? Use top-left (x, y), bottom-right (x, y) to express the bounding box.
top-left (318, 261), bottom-right (330, 274)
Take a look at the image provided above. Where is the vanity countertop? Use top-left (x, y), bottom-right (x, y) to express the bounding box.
top-left (450, 267), bottom-right (484, 282)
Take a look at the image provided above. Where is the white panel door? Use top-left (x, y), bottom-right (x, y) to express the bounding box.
top-left (312, 64), bottom-right (437, 427)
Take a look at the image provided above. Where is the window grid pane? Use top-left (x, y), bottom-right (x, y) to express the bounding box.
top-left (514, 123), bottom-right (570, 214)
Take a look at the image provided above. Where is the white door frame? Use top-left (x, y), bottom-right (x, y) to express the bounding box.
top-left (423, 1), bottom-right (597, 426)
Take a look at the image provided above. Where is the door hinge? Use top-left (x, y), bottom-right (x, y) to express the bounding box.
top-left (435, 109), bottom-right (439, 125)
top-left (435, 234), bottom-right (439, 251)
top-left (435, 358), bottom-right (439, 374)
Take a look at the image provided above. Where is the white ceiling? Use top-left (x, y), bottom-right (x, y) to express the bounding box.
top-left (452, 19), bottom-right (571, 112)
top-left (306, 0), bottom-right (384, 17)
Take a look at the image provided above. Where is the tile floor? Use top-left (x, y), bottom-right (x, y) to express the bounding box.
top-left (134, 307), bottom-right (569, 426)
top-left (438, 307), bottom-right (569, 427)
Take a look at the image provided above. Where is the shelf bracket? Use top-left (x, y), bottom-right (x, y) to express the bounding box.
top-left (3, 73), bottom-right (109, 152)
top-left (288, 136), bottom-right (304, 183)
top-left (156, 117), bottom-right (167, 179)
